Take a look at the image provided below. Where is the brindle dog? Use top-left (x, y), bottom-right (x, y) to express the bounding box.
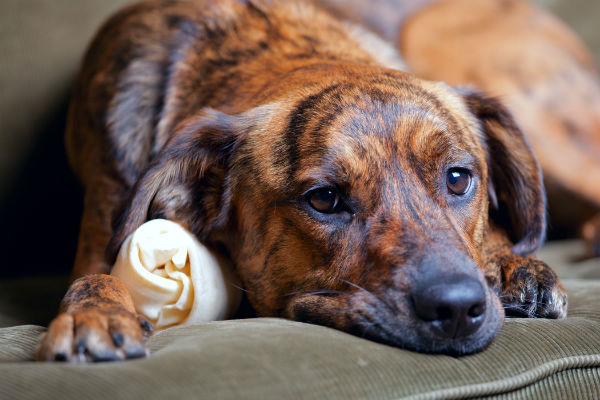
top-left (36, 0), bottom-right (567, 362)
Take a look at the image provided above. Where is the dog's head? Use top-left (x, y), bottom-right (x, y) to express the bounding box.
top-left (108, 66), bottom-right (545, 354)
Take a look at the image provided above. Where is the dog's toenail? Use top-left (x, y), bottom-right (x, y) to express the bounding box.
top-left (92, 350), bottom-right (120, 362)
top-left (112, 333), bottom-right (124, 347)
top-left (140, 319), bottom-right (153, 333)
top-left (125, 346), bottom-right (147, 359)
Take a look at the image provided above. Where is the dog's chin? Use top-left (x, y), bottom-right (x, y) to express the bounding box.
top-left (361, 311), bottom-right (504, 356)
top-left (287, 288), bottom-right (504, 356)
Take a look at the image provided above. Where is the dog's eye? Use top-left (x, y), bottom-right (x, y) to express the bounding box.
top-left (447, 169), bottom-right (471, 195)
top-left (308, 188), bottom-right (340, 213)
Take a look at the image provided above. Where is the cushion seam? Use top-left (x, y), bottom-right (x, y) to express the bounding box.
top-left (399, 354), bottom-right (600, 400)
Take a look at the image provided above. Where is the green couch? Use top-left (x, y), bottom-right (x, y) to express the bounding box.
top-left (1, 1), bottom-right (599, 399)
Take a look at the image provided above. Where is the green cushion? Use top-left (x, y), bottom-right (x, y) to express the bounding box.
top-left (1, 279), bottom-right (599, 399)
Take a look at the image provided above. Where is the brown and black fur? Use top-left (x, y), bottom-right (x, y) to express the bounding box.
top-left (37, 0), bottom-right (566, 362)
top-left (322, 0), bottom-right (600, 256)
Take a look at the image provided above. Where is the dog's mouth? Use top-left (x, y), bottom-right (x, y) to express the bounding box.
top-left (285, 283), bottom-right (504, 355)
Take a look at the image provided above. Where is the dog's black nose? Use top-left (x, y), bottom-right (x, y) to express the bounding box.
top-left (412, 275), bottom-right (486, 338)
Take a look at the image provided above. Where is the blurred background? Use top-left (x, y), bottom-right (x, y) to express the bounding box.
top-left (0, 0), bottom-right (598, 279)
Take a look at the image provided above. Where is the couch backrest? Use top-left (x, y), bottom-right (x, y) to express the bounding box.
top-left (0, 0), bottom-right (135, 198)
top-left (0, 0), bottom-right (134, 277)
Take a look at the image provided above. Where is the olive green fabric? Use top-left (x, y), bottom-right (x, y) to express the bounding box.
top-left (484, 369), bottom-right (600, 400)
top-left (0, 0), bottom-right (134, 199)
top-left (0, 279), bottom-right (599, 400)
top-left (538, 240), bottom-right (600, 280)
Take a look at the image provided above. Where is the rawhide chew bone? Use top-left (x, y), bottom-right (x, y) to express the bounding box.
top-left (111, 219), bottom-right (241, 330)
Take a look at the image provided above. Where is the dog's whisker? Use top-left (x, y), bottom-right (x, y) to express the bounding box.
top-left (297, 290), bottom-right (344, 298)
top-left (339, 279), bottom-right (375, 297)
top-left (338, 278), bottom-right (401, 314)
top-left (284, 289), bottom-right (345, 297)
top-left (501, 300), bottom-right (552, 307)
top-left (502, 304), bottom-right (529, 309)
top-left (228, 282), bottom-right (253, 294)
top-left (501, 305), bottom-right (537, 316)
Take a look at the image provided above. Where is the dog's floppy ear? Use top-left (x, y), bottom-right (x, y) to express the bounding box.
top-left (106, 106), bottom-right (267, 265)
top-left (464, 91), bottom-right (546, 256)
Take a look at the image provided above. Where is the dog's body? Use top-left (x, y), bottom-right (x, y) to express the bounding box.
top-left (37, 0), bottom-right (567, 362)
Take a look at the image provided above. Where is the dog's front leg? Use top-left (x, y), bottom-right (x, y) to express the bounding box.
top-left (36, 274), bottom-right (151, 362)
top-left (484, 227), bottom-right (568, 319)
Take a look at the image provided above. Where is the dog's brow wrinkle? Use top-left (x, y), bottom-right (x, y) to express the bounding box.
top-left (282, 83), bottom-right (345, 180)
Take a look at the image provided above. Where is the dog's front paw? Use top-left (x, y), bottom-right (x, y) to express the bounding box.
top-left (36, 308), bottom-right (152, 362)
top-left (499, 255), bottom-right (567, 319)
